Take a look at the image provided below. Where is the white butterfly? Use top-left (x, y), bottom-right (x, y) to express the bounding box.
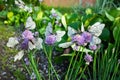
top-left (15, 0), bottom-right (32, 13)
top-left (45, 22), bottom-right (53, 36)
top-left (58, 42), bottom-right (73, 48)
top-left (45, 22), bottom-right (65, 42)
top-left (35, 38), bottom-right (43, 50)
top-left (67, 26), bottom-right (77, 37)
top-left (56, 31), bottom-right (65, 42)
top-left (28, 38), bottom-right (43, 50)
top-left (88, 22), bottom-right (105, 37)
top-left (88, 22), bottom-right (105, 45)
top-left (59, 26), bottom-right (78, 49)
top-left (15, 0), bottom-right (25, 9)
top-left (14, 50), bottom-right (24, 62)
top-left (6, 37), bottom-right (19, 48)
top-left (25, 16), bottom-right (36, 30)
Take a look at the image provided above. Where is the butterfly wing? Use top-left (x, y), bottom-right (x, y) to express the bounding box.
top-left (58, 42), bottom-right (73, 48)
top-left (6, 37), bottom-right (19, 48)
top-left (68, 26), bottom-right (77, 37)
top-left (35, 38), bottom-right (43, 50)
top-left (28, 41), bottom-right (36, 50)
top-left (90, 36), bottom-right (101, 45)
top-left (56, 31), bottom-right (65, 42)
top-left (88, 22), bottom-right (105, 36)
top-left (45, 22), bottom-right (53, 37)
top-left (14, 50), bottom-right (24, 62)
top-left (25, 16), bottom-right (36, 30)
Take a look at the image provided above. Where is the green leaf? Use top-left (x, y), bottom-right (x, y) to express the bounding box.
top-left (113, 26), bottom-right (120, 41)
top-left (61, 15), bottom-right (67, 30)
top-left (36, 11), bottom-right (43, 21)
top-left (100, 28), bottom-right (110, 41)
top-left (7, 12), bottom-right (14, 20)
top-left (105, 11), bottom-right (114, 21)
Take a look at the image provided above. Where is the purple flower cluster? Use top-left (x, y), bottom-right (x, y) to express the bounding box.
top-left (21, 38), bottom-right (29, 50)
top-left (21, 30), bottom-right (34, 50)
top-left (72, 31), bottom-right (92, 46)
top-left (45, 34), bottom-right (56, 45)
top-left (72, 34), bottom-right (85, 45)
top-left (84, 53), bottom-right (93, 65)
top-left (82, 31), bottom-right (92, 43)
top-left (22, 30), bottom-right (34, 40)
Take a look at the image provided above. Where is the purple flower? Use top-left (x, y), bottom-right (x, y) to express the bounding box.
top-left (24, 58), bottom-right (30, 65)
top-left (21, 38), bottom-right (29, 50)
top-left (72, 34), bottom-right (85, 45)
top-left (22, 30), bottom-right (34, 40)
top-left (84, 53), bottom-right (93, 65)
top-left (89, 44), bottom-right (97, 50)
top-left (45, 34), bottom-right (56, 45)
top-left (82, 31), bottom-right (92, 43)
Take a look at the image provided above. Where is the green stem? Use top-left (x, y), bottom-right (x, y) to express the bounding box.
top-left (29, 51), bottom-right (42, 80)
top-left (93, 51), bottom-right (97, 80)
top-left (65, 51), bottom-right (75, 80)
top-left (73, 47), bottom-right (84, 80)
top-left (43, 45), bottom-right (60, 80)
top-left (68, 53), bottom-right (79, 80)
top-left (78, 65), bottom-right (87, 80)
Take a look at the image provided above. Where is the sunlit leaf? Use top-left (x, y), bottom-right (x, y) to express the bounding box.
top-left (61, 15), bottom-right (67, 30)
top-left (105, 11), bottom-right (114, 21)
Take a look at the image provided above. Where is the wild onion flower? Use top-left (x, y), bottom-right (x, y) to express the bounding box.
top-left (22, 30), bottom-right (34, 40)
top-left (45, 34), bottom-right (56, 45)
top-left (72, 34), bottom-right (85, 45)
top-left (21, 38), bottom-right (29, 50)
top-left (82, 31), bottom-right (92, 43)
top-left (84, 53), bottom-right (93, 65)
top-left (89, 44), bottom-right (97, 50)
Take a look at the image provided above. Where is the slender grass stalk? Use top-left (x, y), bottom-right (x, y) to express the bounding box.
top-left (93, 51), bottom-right (97, 80)
top-left (68, 51), bottom-right (80, 80)
top-left (29, 51), bottom-right (42, 80)
top-left (73, 48), bottom-right (84, 80)
top-left (78, 65), bottom-right (87, 80)
top-left (22, 60), bottom-right (31, 75)
top-left (43, 45), bottom-right (60, 80)
top-left (65, 51), bottom-right (75, 80)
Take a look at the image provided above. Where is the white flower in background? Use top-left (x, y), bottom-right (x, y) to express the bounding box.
top-left (6, 37), bottom-right (19, 48)
top-left (14, 50), bottom-right (24, 62)
top-left (25, 16), bottom-right (36, 30)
